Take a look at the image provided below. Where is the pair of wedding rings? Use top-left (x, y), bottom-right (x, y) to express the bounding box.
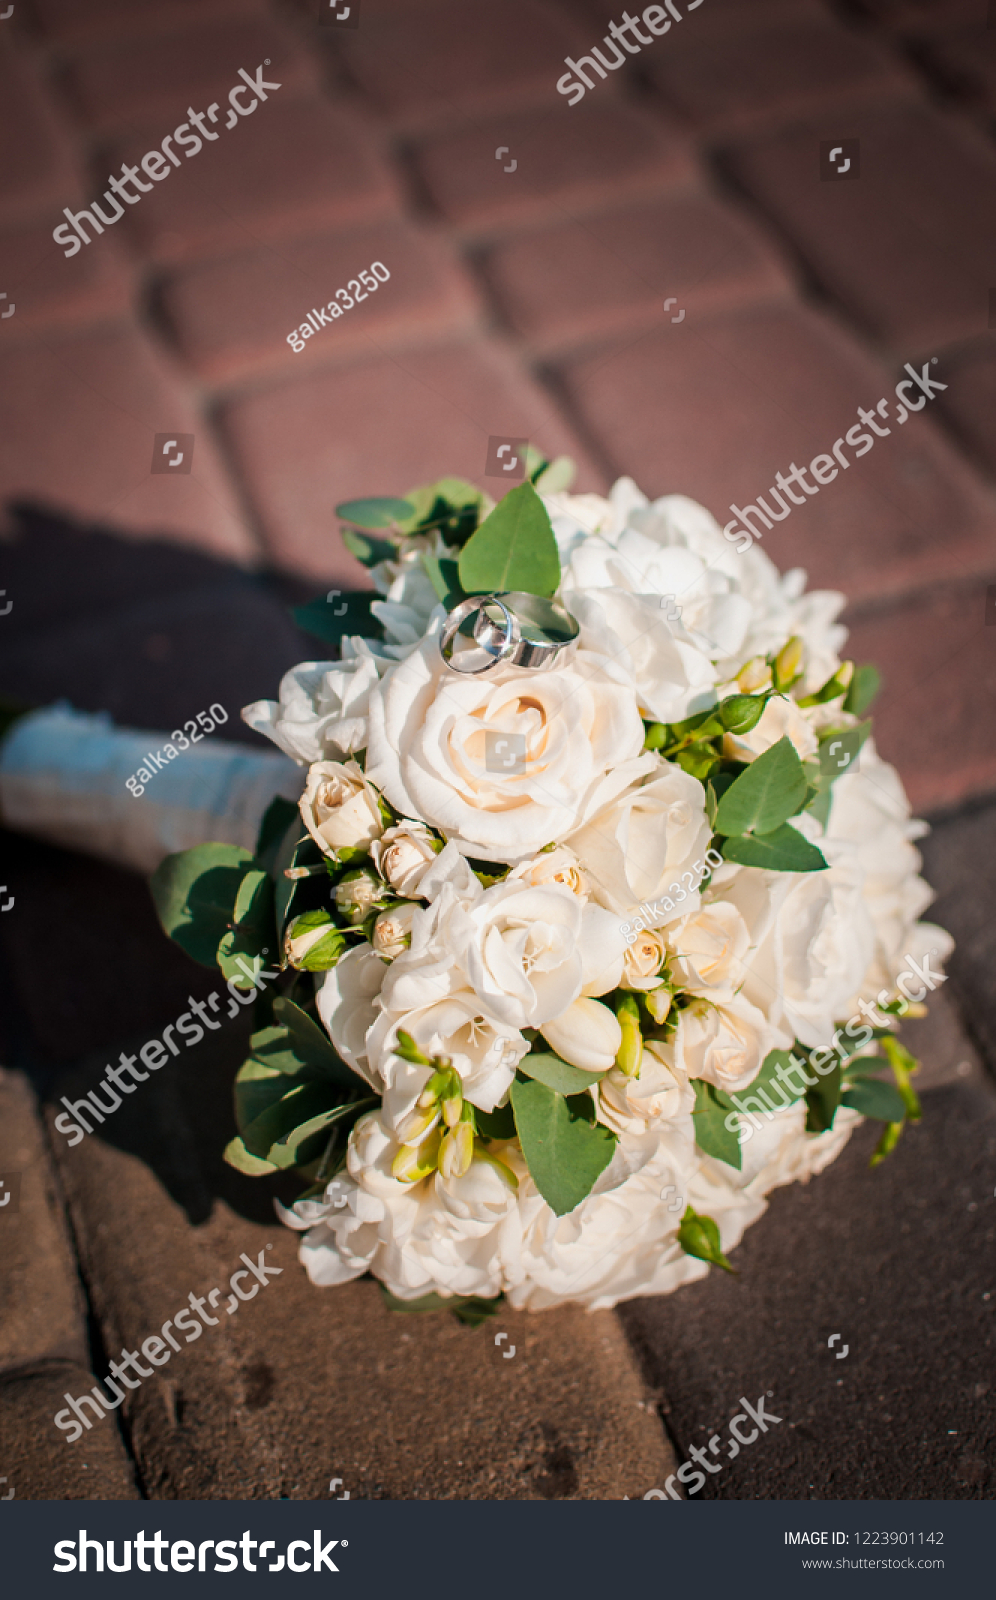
top-left (439, 591), bottom-right (580, 676)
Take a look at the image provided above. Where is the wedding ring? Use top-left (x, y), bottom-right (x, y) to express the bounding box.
top-left (439, 592), bottom-right (580, 676)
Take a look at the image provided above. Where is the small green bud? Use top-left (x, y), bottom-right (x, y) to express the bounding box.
top-left (736, 656), bottom-right (770, 693)
top-left (616, 995), bottom-right (643, 1078)
top-left (392, 1129), bottom-right (442, 1184)
top-left (439, 1120), bottom-right (474, 1180)
top-left (643, 721), bottom-right (668, 751)
top-left (644, 986), bottom-right (672, 1026)
top-left (772, 636), bottom-right (804, 692)
top-left (396, 1105), bottom-right (441, 1145)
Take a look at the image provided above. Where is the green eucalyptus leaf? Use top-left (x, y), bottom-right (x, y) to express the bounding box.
top-left (255, 795), bottom-right (300, 866)
top-left (223, 1135), bottom-right (277, 1176)
top-left (150, 843), bottom-right (255, 968)
top-left (714, 737), bottom-right (808, 837)
top-left (510, 1075), bottom-right (616, 1216)
top-left (475, 1100), bottom-right (516, 1141)
top-left (517, 1051), bottom-right (605, 1095)
top-left (678, 1205), bottom-right (736, 1273)
top-left (805, 1056), bottom-right (842, 1133)
top-left (457, 482), bottom-right (561, 599)
top-left (336, 496), bottom-right (414, 529)
top-left (292, 592), bottom-right (378, 650)
top-left (690, 1079), bottom-right (742, 1170)
top-left (379, 1287), bottom-right (504, 1325)
top-left (818, 720), bottom-right (871, 783)
top-left (422, 553), bottom-right (466, 608)
top-left (844, 663), bottom-right (881, 717)
top-left (721, 824), bottom-right (828, 873)
top-left (341, 528), bottom-right (400, 567)
top-left (841, 1077), bottom-right (907, 1122)
top-left (217, 868), bottom-right (276, 986)
top-left (272, 996), bottom-right (358, 1087)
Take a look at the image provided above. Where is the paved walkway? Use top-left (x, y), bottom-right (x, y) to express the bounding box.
top-left (1, 0), bottom-right (995, 1498)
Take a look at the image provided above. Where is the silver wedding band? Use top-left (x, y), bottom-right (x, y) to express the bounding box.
top-left (439, 592), bottom-right (580, 676)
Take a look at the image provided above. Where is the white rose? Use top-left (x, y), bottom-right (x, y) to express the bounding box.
top-left (368, 544), bottom-right (442, 658)
top-left (673, 993), bottom-right (777, 1093)
top-left (723, 694), bottom-right (819, 764)
top-left (368, 990), bottom-right (527, 1116)
top-left (539, 996), bottom-right (622, 1071)
top-left (299, 759), bottom-right (385, 856)
top-left (721, 853), bottom-right (875, 1048)
top-left (567, 763), bottom-right (712, 921)
top-left (372, 901), bottom-right (418, 959)
top-left (507, 844), bottom-right (589, 899)
top-left (242, 641), bottom-right (383, 763)
top-left (665, 902), bottom-right (750, 1000)
top-left (370, 820), bottom-right (439, 897)
top-left (566, 588), bottom-right (718, 725)
top-left (620, 926), bottom-right (667, 991)
top-left (596, 1038), bottom-right (693, 1138)
top-left (365, 634), bottom-right (650, 865)
top-left (316, 944), bottom-right (387, 1088)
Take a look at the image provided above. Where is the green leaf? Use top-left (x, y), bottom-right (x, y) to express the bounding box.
top-left (805, 785), bottom-right (834, 831)
top-left (674, 741), bottom-right (720, 781)
top-left (223, 1135), bottom-right (277, 1176)
top-left (379, 1287), bottom-right (504, 1326)
top-left (273, 996), bottom-right (358, 1088)
top-left (457, 481), bottom-right (561, 599)
top-left (714, 736), bottom-right (808, 837)
top-left (690, 1079), bottom-right (742, 1170)
top-left (422, 553), bottom-right (466, 608)
top-left (292, 592), bottom-right (377, 650)
top-left (150, 842), bottom-right (255, 968)
top-left (274, 826), bottom-right (324, 936)
top-left (216, 868), bottom-right (276, 985)
top-left (841, 1077), bottom-right (907, 1122)
top-left (678, 1206), bottom-right (736, 1273)
top-left (475, 1100), bottom-right (516, 1140)
top-left (818, 720), bottom-right (871, 783)
top-left (805, 1056), bottom-right (841, 1133)
top-left (721, 824), bottom-right (828, 873)
top-left (336, 496), bottom-right (414, 529)
top-left (718, 694), bottom-right (767, 734)
top-left (341, 528), bottom-right (400, 567)
top-left (241, 1082), bottom-right (374, 1167)
top-left (255, 795), bottom-right (300, 866)
top-left (844, 663), bottom-right (881, 717)
top-left (510, 1075), bottom-right (616, 1216)
top-left (398, 479), bottom-right (488, 546)
top-left (517, 1051), bottom-right (605, 1095)
top-left (748, 1049), bottom-right (808, 1106)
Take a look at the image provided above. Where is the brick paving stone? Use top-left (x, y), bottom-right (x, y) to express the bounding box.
top-left (221, 338), bottom-right (606, 580)
top-left (483, 190), bottom-right (793, 355)
top-left (62, 14), bottom-right (321, 137)
top-left (929, 337), bottom-right (996, 482)
top-left (333, 0), bottom-right (590, 130)
top-left (0, 1068), bottom-right (87, 1373)
top-left (0, 324), bottom-right (256, 561)
top-left (555, 300), bottom-right (996, 607)
top-left (160, 215), bottom-right (482, 387)
top-left (842, 579), bottom-right (996, 817)
top-left (642, 1), bottom-right (910, 134)
top-left (907, 13), bottom-right (996, 114)
top-left (410, 97), bottom-right (695, 237)
top-left (0, 48), bottom-right (82, 228)
top-left (0, 1365), bottom-right (141, 1499)
top-left (101, 95), bottom-right (399, 265)
top-left (31, 0), bottom-right (266, 46)
top-left (0, 217), bottom-right (131, 336)
top-left (724, 100), bottom-right (996, 356)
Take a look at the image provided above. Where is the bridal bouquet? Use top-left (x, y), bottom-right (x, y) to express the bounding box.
top-left (151, 456), bottom-right (952, 1315)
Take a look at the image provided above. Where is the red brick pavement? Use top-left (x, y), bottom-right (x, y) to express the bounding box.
top-left (0, 0), bottom-right (994, 814)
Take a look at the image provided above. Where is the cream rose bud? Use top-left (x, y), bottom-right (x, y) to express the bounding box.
top-left (300, 759), bottom-right (385, 855)
top-left (372, 901), bottom-right (418, 960)
top-left (622, 927), bottom-right (667, 991)
top-left (370, 821), bottom-right (439, 897)
top-left (540, 997), bottom-right (622, 1072)
top-left (508, 845), bottom-right (589, 899)
top-left (723, 694), bottom-right (818, 764)
top-left (335, 870), bottom-right (383, 925)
